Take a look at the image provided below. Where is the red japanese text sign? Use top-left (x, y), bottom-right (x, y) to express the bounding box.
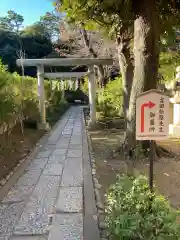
top-left (136, 90), bottom-right (169, 140)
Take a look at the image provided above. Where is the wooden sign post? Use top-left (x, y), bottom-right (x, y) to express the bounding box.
top-left (136, 90), bottom-right (169, 191)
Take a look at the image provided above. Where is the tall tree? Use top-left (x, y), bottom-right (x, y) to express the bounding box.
top-left (0, 29), bottom-right (52, 75)
top-left (53, 9), bottom-right (115, 87)
top-left (80, 27), bottom-right (105, 87)
top-left (56, 0), bottom-right (180, 156)
top-left (21, 22), bottom-right (48, 38)
top-left (63, 23), bottom-right (108, 86)
top-left (127, 0), bottom-right (158, 150)
top-left (126, 0), bottom-right (180, 152)
top-left (0, 10), bottom-right (24, 32)
top-left (57, 0), bottom-right (134, 114)
top-left (0, 30), bottom-right (21, 72)
top-left (40, 11), bottom-right (61, 40)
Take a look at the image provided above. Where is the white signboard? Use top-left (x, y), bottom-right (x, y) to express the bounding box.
top-left (136, 90), bottom-right (169, 140)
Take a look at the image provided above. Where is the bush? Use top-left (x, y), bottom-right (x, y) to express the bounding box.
top-left (0, 60), bottom-right (69, 133)
top-left (97, 77), bottom-right (123, 118)
top-left (159, 52), bottom-right (180, 83)
top-left (0, 67), bottom-right (40, 129)
top-left (12, 72), bottom-right (40, 121)
top-left (81, 76), bottom-right (89, 95)
top-left (105, 175), bottom-right (180, 240)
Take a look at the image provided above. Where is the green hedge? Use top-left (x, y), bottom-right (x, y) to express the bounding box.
top-left (0, 60), bottom-right (67, 132)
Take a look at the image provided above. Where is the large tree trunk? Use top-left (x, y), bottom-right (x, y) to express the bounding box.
top-left (126, 0), bottom-right (159, 155)
top-left (81, 28), bottom-right (105, 87)
top-left (117, 35), bottom-right (134, 121)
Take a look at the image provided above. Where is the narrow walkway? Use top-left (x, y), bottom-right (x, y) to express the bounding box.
top-left (0, 106), bottom-right (99, 240)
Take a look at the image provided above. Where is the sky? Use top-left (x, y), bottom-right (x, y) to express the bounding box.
top-left (0, 0), bottom-right (55, 26)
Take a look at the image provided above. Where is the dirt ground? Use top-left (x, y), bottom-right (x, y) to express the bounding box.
top-left (88, 126), bottom-right (180, 209)
top-left (0, 105), bottom-right (69, 183)
top-left (0, 124), bottom-right (45, 182)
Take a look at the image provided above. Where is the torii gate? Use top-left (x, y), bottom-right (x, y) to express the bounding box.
top-left (16, 58), bottom-right (113, 129)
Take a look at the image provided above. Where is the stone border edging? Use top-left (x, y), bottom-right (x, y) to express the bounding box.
top-left (82, 108), bottom-right (100, 240)
top-left (82, 108), bottom-right (108, 240)
top-left (0, 110), bottom-right (69, 200)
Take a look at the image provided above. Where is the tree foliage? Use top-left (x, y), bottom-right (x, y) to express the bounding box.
top-left (57, 0), bottom-right (180, 46)
top-left (0, 9), bottom-right (82, 75)
top-left (40, 11), bottom-right (61, 40)
top-left (0, 10), bottom-right (56, 75)
top-left (0, 29), bottom-right (52, 75)
top-left (0, 10), bottom-right (24, 32)
top-left (21, 22), bottom-right (48, 38)
top-left (56, 0), bottom-right (180, 155)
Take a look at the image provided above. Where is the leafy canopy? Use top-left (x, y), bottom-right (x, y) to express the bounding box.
top-left (0, 10), bottom-right (24, 32)
top-left (40, 12), bottom-right (61, 39)
top-left (55, 0), bottom-right (132, 38)
top-left (55, 0), bottom-right (180, 39)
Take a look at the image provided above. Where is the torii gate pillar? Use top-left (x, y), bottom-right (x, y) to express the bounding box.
top-left (37, 65), bottom-right (50, 130)
top-left (88, 66), bottom-right (96, 125)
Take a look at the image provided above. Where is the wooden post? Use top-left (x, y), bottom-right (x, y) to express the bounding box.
top-left (37, 65), bottom-right (49, 130)
top-left (88, 65), bottom-right (96, 125)
top-left (149, 140), bottom-right (154, 192)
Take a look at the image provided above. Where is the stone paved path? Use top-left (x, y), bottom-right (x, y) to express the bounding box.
top-left (0, 106), bottom-right (99, 240)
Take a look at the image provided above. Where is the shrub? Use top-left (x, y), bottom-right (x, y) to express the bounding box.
top-left (0, 60), bottom-right (69, 133)
top-left (159, 52), bottom-right (180, 83)
top-left (105, 175), bottom-right (180, 240)
top-left (12, 72), bottom-right (40, 121)
top-left (97, 77), bottom-right (123, 118)
top-left (0, 70), bottom-right (21, 127)
top-left (81, 76), bottom-right (89, 95)
top-left (0, 69), bottom-right (40, 127)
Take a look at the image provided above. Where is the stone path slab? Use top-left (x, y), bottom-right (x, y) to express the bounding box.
top-left (42, 163), bottom-right (63, 176)
top-left (2, 186), bottom-right (33, 203)
top-left (15, 170), bottom-right (42, 187)
top-left (67, 149), bottom-right (82, 158)
top-left (0, 202), bottom-right (25, 238)
top-left (0, 106), bottom-right (100, 240)
top-left (56, 187), bottom-right (83, 213)
top-left (48, 214), bottom-right (83, 240)
top-left (48, 155), bottom-right (66, 164)
top-left (11, 236), bottom-right (47, 240)
top-left (36, 150), bottom-right (53, 159)
top-left (61, 158), bottom-right (83, 187)
top-left (26, 158), bottom-right (48, 171)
